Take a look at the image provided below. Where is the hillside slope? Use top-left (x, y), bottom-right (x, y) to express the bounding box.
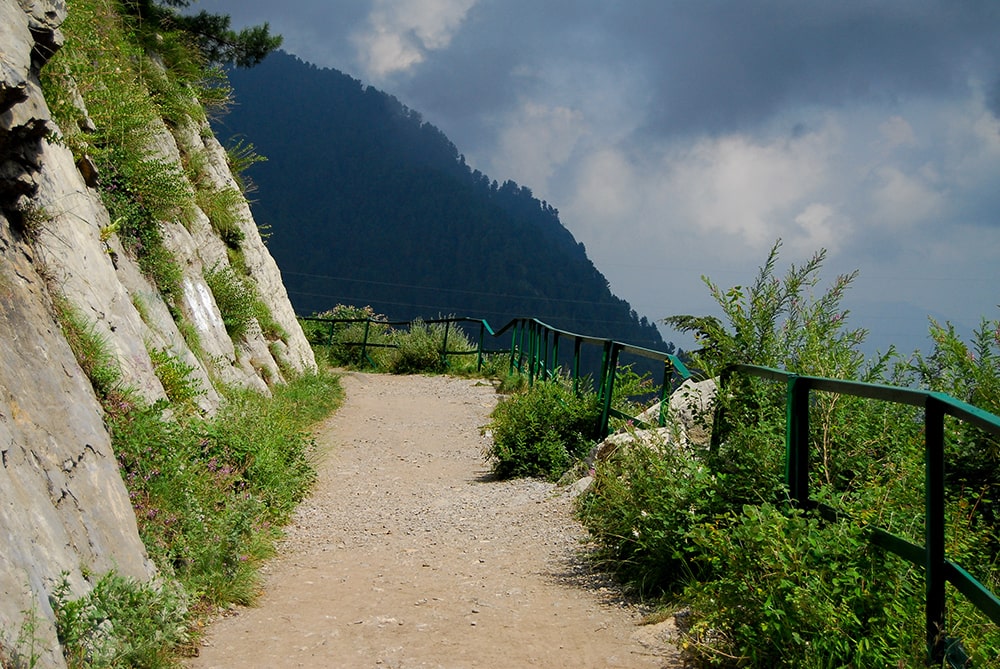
top-left (0, 2), bottom-right (312, 664)
top-left (216, 51), bottom-right (667, 350)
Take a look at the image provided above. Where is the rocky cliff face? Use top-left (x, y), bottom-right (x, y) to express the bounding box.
top-left (0, 1), bottom-right (315, 664)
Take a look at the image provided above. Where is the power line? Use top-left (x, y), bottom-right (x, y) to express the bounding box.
top-left (281, 270), bottom-right (628, 307)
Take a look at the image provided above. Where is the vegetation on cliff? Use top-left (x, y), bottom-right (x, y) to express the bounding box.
top-left (16, 0), bottom-right (338, 665)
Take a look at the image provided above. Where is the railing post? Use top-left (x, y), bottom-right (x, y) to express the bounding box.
top-left (573, 337), bottom-right (582, 396)
top-left (552, 333), bottom-right (560, 381)
top-left (527, 321), bottom-right (537, 386)
top-left (926, 396), bottom-right (947, 664)
top-left (361, 318), bottom-right (372, 366)
top-left (516, 320), bottom-right (527, 374)
top-left (441, 319), bottom-right (451, 367)
top-left (786, 375), bottom-right (810, 506)
top-left (658, 361), bottom-right (670, 427)
top-left (598, 342), bottom-right (621, 439)
top-left (477, 321), bottom-right (486, 372)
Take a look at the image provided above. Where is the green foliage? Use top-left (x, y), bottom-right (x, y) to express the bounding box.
top-left (51, 571), bottom-right (188, 669)
top-left (1, 601), bottom-right (44, 669)
top-left (203, 263), bottom-right (257, 341)
top-left (110, 371), bottom-right (342, 608)
top-left (483, 378), bottom-right (602, 481)
top-left (302, 305), bottom-right (393, 369)
top-left (386, 319), bottom-right (446, 374)
top-left (147, 347), bottom-right (203, 409)
top-left (681, 504), bottom-right (924, 667)
top-left (580, 242), bottom-right (1000, 665)
top-left (664, 240), bottom-right (872, 377)
top-left (122, 1), bottom-right (282, 69)
top-left (224, 137), bottom-right (267, 195)
top-left (578, 428), bottom-right (722, 594)
top-left (195, 187), bottom-right (246, 249)
top-left (303, 307), bottom-right (482, 375)
top-left (54, 297), bottom-right (125, 403)
top-left (915, 317), bottom-right (1000, 490)
top-left (41, 0), bottom-right (193, 305)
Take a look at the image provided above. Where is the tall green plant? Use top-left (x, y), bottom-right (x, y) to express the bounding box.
top-left (578, 242), bottom-right (988, 665)
top-left (483, 377), bottom-right (602, 481)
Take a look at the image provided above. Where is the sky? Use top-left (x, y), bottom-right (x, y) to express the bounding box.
top-left (197, 0), bottom-right (1000, 356)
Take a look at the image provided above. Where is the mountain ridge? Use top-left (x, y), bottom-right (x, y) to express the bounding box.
top-left (215, 51), bottom-right (670, 351)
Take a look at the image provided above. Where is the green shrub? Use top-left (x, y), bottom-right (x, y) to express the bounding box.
top-left (51, 571), bottom-right (188, 669)
top-left (54, 297), bottom-right (125, 402)
top-left (483, 377), bottom-right (602, 481)
top-left (148, 347), bottom-right (203, 409)
top-left (196, 187), bottom-right (246, 249)
top-left (303, 305), bottom-right (393, 368)
top-left (224, 137), bottom-right (267, 195)
top-left (578, 240), bottom-right (999, 665)
top-left (203, 263), bottom-right (258, 340)
top-left (681, 503), bottom-right (925, 667)
top-left (111, 371), bottom-right (342, 608)
top-left (578, 428), bottom-right (723, 594)
top-left (386, 319), bottom-right (445, 374)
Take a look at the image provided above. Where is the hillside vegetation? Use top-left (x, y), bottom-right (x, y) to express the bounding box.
top-left (0, 0), bottom-right (338, 665)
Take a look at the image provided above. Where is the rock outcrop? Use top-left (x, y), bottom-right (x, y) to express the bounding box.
top-left (0, 1), bottom-right (315, 664)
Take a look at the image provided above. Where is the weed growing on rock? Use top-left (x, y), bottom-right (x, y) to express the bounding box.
top-left (147, 347), bottom-right (204, 410)
top-left (51, 571), bottom-right (188, 669)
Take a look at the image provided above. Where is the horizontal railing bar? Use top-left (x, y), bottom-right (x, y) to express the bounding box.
top-left (736, 365), bottom-right (1000, 436)
top-left (945, 562), bottom-right (1000, 626)
top-left (869, 527), bottom-right (926, 566)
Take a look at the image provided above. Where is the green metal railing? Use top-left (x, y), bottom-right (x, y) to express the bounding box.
top-left (493, 317), bottom-right (691, 438)
top-left (300, 315), bottom-right (504, 370)
top-left (725, 364), bottom-right (1000, 665)
top-left (300, 314), bottom-right (691, 439)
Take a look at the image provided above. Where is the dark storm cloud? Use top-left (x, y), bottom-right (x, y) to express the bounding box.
top-left (197, 1), bottom-right (1000, 138)
top-left (625, 2), bottom-right (1000, 136)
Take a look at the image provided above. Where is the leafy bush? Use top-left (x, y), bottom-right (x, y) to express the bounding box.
top-left (51, 571), bottom-right (188, 669)
top-left (386, 318), bottom-right (446, 374)
top-left (578, 428), bottom-right (723, 594)
top-left (148, 346), bottom-right (203, 410)
top-left (203, 263), bottom-right (259, 341)
top-left (195, 187), bottom-right (246, 249)
top-left (54, 297), bottom-right (125, 402)
top-left (681, 503), bottom-right (925, 667)
top-left (577, 240), bottom-right (1000, 665)
top-left (483, 377), bottom-right (602, 481)
top-left (303, 304), bottom-right (392, 368)
top-left (111, 372), bottom-right (341, 608)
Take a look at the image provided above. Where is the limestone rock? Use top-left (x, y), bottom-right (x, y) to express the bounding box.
top-left (0, 0), bottom-right (317, 664)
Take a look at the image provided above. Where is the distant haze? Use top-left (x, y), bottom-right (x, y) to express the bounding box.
top-left (200, 0), bottom-right (1000, 355)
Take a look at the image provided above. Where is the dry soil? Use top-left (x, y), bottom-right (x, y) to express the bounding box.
top-left (186, 372), bottom-right (681, 668)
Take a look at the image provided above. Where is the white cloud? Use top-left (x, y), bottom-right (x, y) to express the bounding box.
top-left (351, 0), bottom-right (477, 79)
top-left (490, 102), bottom-right (588, 194)
top-left (867, 164), bottom-right (945, 229)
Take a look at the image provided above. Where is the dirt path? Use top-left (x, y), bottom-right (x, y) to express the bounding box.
top-left (187, 372), bottom-right (680, 668)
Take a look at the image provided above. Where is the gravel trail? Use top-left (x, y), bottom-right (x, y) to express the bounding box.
top-left (187, 372), bottom-right (680, 668)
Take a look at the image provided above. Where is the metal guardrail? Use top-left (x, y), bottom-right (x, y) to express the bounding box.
top-left (299, 315), bottom-right (691, 439)
top-left (726, 364), bottom-right (1000, 665)
top-left (494, 317), bottom-right (691, 438)
top-left (299, 315), bottom-right (503, 370)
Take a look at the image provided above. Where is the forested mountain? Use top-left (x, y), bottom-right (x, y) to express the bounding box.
top-left (214, 51), bottom-right (667, 350)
